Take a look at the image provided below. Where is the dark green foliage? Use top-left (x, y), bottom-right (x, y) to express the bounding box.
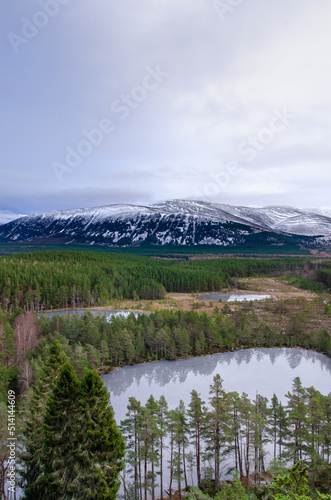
top-left (38, 362), bottom-right (81, 498)
top-left (20, 342), bottom-right (68, 499)
top-left (124, 382), bottom-right (331, 499)
top-left (75, 370), bottom-right (125, 499)
top-left (0, 251), bottom-right (316, 311)
top-left (135, 279), bottom-right (167, 300)
top-left (268, 460), bottom-right (311, 498)
top-left (288, 262), bottom-right (331, 295)
top-left (34, 304), bottom-right (331, 375)
top-left (22, 362), bottom-right (124, 499)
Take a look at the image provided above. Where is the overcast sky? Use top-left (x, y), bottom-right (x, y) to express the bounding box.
top-left (1, 0), bottom-right (331, 215)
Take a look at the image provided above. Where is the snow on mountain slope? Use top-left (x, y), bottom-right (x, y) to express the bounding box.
top-left (0, 210), bottom-right (26, 226)
top-left (307, 207), bottom-right (331, 219)
top-left (0, 200), bottom-right (330, 246)
top-left (151, 201), bottom-right (331, 236)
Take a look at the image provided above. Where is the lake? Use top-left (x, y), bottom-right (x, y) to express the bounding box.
top-left (197, 293), bottom-right (271, 302)
top-left (102, 348), bottom-right (331, 496)
top-left (102, 347), bottom-right (331, 424)
top-left (38, 308), bottom-right (143, 320)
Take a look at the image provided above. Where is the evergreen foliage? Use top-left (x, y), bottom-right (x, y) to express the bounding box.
top-left (0, 251), bottom-right (314, 311)
top-left (33, 306), bottom-right (331, 375)
top-left (21, 362), bottom-right (124, 499)
top-left (121, 378), bottom-right (331, 499)
top-left (20, 342), bottom-right (68, 499)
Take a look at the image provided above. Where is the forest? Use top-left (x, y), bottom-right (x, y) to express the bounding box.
top-left (1, 250), bottom-right (331, 498)
top-left (0, 251), bottom-right (325, 312)
top-left (120, 376), bottom-right (331, 499)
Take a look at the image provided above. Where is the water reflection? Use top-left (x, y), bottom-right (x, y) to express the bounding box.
top-left (102, 348), bottom-right (331, 422)
top-left (38, 308), bottom-right (143, 320)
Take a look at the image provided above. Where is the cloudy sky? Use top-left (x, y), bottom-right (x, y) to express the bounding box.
top-left (1, 0), bottom-right (331, 215)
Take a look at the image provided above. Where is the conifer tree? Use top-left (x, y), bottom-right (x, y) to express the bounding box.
top-left (23, 361), bottom-right (125, 499)
top-left (145, 395), bottom-right (161, 500)
top-left (120, 397), bottom-right (144, 500)
top-left (285, 377), bottom-right (308, 464)
top-left (20, 341), bottom-right (68, 499)
top-left (157, 395), bottom-right (168, 500)
top-left (75, 369), bottom-right (125, 499)
top-left (227, 391), bottom-right (243, 478)
top-left (187, 390), bottom-right (206, 488)
top-left (207, 374), bottom-right (230, 493)
top-left (238, 392), bottom-right (253, 499)
top-left (37, 362), bottom-right (81, 498)
top-left (252, 393), bottom-right (269, 485)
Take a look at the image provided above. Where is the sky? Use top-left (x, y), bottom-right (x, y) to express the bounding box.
top-left (1, 0), bottom-right (331, 215)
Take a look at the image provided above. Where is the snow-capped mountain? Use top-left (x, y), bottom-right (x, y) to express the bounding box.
top-left (0, 200), bottom-right (330, 247)
top-left (307, 207), bottom-right (331, 219)
top-left (0, 210), bottom-right (26, 226)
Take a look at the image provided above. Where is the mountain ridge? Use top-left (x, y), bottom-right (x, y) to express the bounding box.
top-left (0, 200), bottom-right (330, 248)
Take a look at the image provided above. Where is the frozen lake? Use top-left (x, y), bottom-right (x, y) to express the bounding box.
top-left (102, 347), bottom-right (331, 496)
top-left (102, 348), bottom-right (331, 423)
top-left (197, 293), bottom-right (271, 302)
top-left (39, 308), bottom-right (143, 320)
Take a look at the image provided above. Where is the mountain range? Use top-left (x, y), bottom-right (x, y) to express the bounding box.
top-left (0, 200), bottom-right (330, 248)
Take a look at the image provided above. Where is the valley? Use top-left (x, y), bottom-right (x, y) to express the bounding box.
top-left (1, 249), bottom-right (331, 499)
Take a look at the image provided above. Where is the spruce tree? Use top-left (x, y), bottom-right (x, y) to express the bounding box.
top-left (24, 362), bottom-right (125, 499)
top-left (38, 362), bottom-right (81, 498)
top-left (74, 369), bottom-right (125, 499)
top-left (20, 341), bottom-right (68, 499)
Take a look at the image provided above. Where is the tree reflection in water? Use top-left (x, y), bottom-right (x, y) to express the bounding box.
top-left (102, 348), bottom-right (331, 423)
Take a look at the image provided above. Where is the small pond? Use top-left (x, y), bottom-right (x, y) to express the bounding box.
top-left (38, 308), bottom-right (143, 320)
top-left (197, 292), bottom-right (271, 302)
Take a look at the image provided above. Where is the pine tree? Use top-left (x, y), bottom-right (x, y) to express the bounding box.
top-left (277, 401), bottom-right (289, 459)
top-left (285, 377), bottom-right (308, 464)
top-left (238, 392), bottom-right (253, 499)
top-left (206, 374), bottom-right (230, 493)
top-left (269, 394), bottom-right (280, 459)
top-left (187, 390), bottom-right (206, 489)
top-left (227, 391), bottom-right (243, 478)
top-left (145, 396), bottom-right (161, 500)
top-left (120, 397), bottom-right (144, 500)
top-left (157, 395), bottom-right (168, 500)
top-left (252, 393), bottom-right (269, 486)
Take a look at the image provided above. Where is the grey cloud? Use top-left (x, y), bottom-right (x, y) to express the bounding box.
top-left (1, 1), bottom-right (331, 213)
